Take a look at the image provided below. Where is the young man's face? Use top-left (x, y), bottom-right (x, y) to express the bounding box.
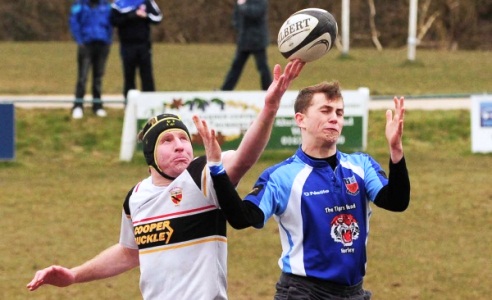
top-left (154, 130), bottom-right (193, 178)
top-left (299, 92), bottom-right (344, 145)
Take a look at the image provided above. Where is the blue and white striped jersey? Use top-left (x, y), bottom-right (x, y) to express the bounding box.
top-left (244, 147), bottom-right (389, 285)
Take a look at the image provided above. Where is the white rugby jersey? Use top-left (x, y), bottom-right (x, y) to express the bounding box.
top-left (119, 156), bottom-right (228, 300)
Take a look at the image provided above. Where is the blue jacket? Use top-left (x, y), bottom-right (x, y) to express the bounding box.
top-left (69, 0), bottom-right (113, 45)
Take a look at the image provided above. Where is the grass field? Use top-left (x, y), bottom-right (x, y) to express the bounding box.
top-left (0, 42), bottom-right (490, 96)
top-left (0, 43), bottom-right (491, 299)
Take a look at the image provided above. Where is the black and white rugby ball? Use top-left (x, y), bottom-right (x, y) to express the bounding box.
top-left (278, 8), bottom-right (338, 62)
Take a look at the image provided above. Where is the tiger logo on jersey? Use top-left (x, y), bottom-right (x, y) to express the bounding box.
top-left (343, 175), bottom-right (359, 196)
top-left (330, 214), bottom-right (360, 247)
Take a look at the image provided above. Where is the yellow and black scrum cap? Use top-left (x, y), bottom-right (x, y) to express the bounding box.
top-left (139, 114), bottom-right (191, 168)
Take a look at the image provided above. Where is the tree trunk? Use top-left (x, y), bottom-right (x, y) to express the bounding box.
top-left (367, 0), bottom-right (383, 50)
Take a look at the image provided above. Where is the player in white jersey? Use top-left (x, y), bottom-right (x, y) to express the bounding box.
top-left (26, 59), bottom-right (305, 299)
top-left (199, 81), bottom-right (411, 299)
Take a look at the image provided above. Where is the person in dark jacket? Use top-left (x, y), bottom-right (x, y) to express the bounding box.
top-left (110, 0), bottom-right (162, 100)
top-left (221, 0), bottom-right (272, 91)
top-left (69, 0), bottom-right (113, 119)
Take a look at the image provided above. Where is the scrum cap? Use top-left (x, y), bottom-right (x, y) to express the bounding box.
top-left (138, 114), bottom-right (191, 179)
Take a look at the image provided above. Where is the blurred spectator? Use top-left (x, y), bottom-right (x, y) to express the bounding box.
top-left (69, 0), bottom-right (113, 119)
top-left (221, 0), bottom-right (272, 91)
top-left (110, 0), bottom-right (162, 101)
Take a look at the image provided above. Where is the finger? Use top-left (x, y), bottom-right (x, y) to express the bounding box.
top-left (26, 276), bottom-right (43, 291)
top-left (394, 96), bottom-right (405, 113)
top-left (283, 60), bottom-right (294, 75)
top-left (28, 280), bottom-right (43, 291)
top-left (281, 59), bottom-right (304, 88)
top-left (26, 279), bottom-right (36, 289)
top-left (196, 117), bottom-right (211, 140)
top-left (399, 97), bottom-right (405, 119)
top-left (276, 62), bottom-right (295, 90)
top-left (272, 64), bottom-right (281, 81)
top-left (393, 96), bottom-right (399, 109)
top-left (210, 128), bottom-right (216, 142)
top-left (385, 109), bottom-right (393, 123)
top-left (393, 97), bottom-right (406, 125)
top-left (290, 59), bottom-right (305, 77)
top-left (398, 106), bottom-right (405, 134)
top-left (200, 118), bottom-right (209, 133)
top-left (276, 75), bottom-right (286, 91)
top-left (192, 115), bottom-right (202, 131)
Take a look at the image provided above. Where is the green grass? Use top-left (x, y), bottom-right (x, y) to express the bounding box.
top-left (1, 43), bottom-right (491, 299)
top-left (1, 108), bottom-right (491, 300)
top-left (0, 42), bottom-right (490, 96)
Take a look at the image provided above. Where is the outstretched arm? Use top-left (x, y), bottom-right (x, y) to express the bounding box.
top-left (193, 116), bottom-right (264, 228)
top-left (27, 244), bottom-right (139, 291)
top-left (386, 96), bottom-right (405, 163)
top-left (223, 59), bottom-right (305, 185)
top-left (374, 157), bottom-right (410, 212)
top-left (374, 96), bottom-right (410, 211)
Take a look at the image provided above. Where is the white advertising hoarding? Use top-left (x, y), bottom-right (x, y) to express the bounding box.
top-left (120, 89), bottom-right (369, 161)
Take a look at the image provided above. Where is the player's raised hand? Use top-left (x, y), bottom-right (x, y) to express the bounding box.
top-left (193, 115), bottom-right (222, 164)
top-left (26, 265), bottom-right (75, 291)
top-left (264, 59), bottom-right (305, 112)
top-left (385, 96), bottom-right (405, 163)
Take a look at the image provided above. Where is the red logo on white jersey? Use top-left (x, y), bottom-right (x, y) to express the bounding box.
top-left (170, 187), bottom-right (183, 205)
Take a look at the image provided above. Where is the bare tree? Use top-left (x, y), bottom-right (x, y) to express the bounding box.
top-left (367, 0), bottom-right (382, 50)
top-left (417, 0), bottom-right (441, 44)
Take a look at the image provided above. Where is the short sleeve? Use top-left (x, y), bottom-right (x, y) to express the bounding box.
top-left (118, 209), bottom-right (138, 249)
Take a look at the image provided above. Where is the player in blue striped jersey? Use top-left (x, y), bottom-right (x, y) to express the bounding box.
top-left (198, 81), bottom-right (410, 299)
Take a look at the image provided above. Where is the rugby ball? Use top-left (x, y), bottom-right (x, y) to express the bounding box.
top-left (278, 8), bottom-right (338, 62)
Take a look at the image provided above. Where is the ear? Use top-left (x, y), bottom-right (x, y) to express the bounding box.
top-left (294, 112), bottom-right (305, 129)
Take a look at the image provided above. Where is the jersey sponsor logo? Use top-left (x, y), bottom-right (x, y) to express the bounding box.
top-left (343, 175), bottom-right (359, 196)
top-left (330, 213), bottom-right (360, 247)
top-left (170, 187), bottom-right (183, 205)
top-left (134, 220), bottom-right (174, 247)
top-left (133, 209), bottom-right (227, 250)
top-left (325, 203), bottom-right (356, 213)
top-left (303, 189), bottom-right (330, 197)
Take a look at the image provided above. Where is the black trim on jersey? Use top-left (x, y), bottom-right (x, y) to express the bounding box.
top-left (374, 156), bottom-right (410, 212)
top-left (123, 156), bottom-right (207, 215)
top-left (123, 186), bottom-right (135, 216)
top-left (306, 152), bottom-right (337, 170)
top-left (210, 156), bottom-right (410, 228)
top-left (188, 156), bottom-right (207, 189)
top-left (135, 209), bottom-right (227, 250)
top-left (211, 173), bottom-right (264, 229)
